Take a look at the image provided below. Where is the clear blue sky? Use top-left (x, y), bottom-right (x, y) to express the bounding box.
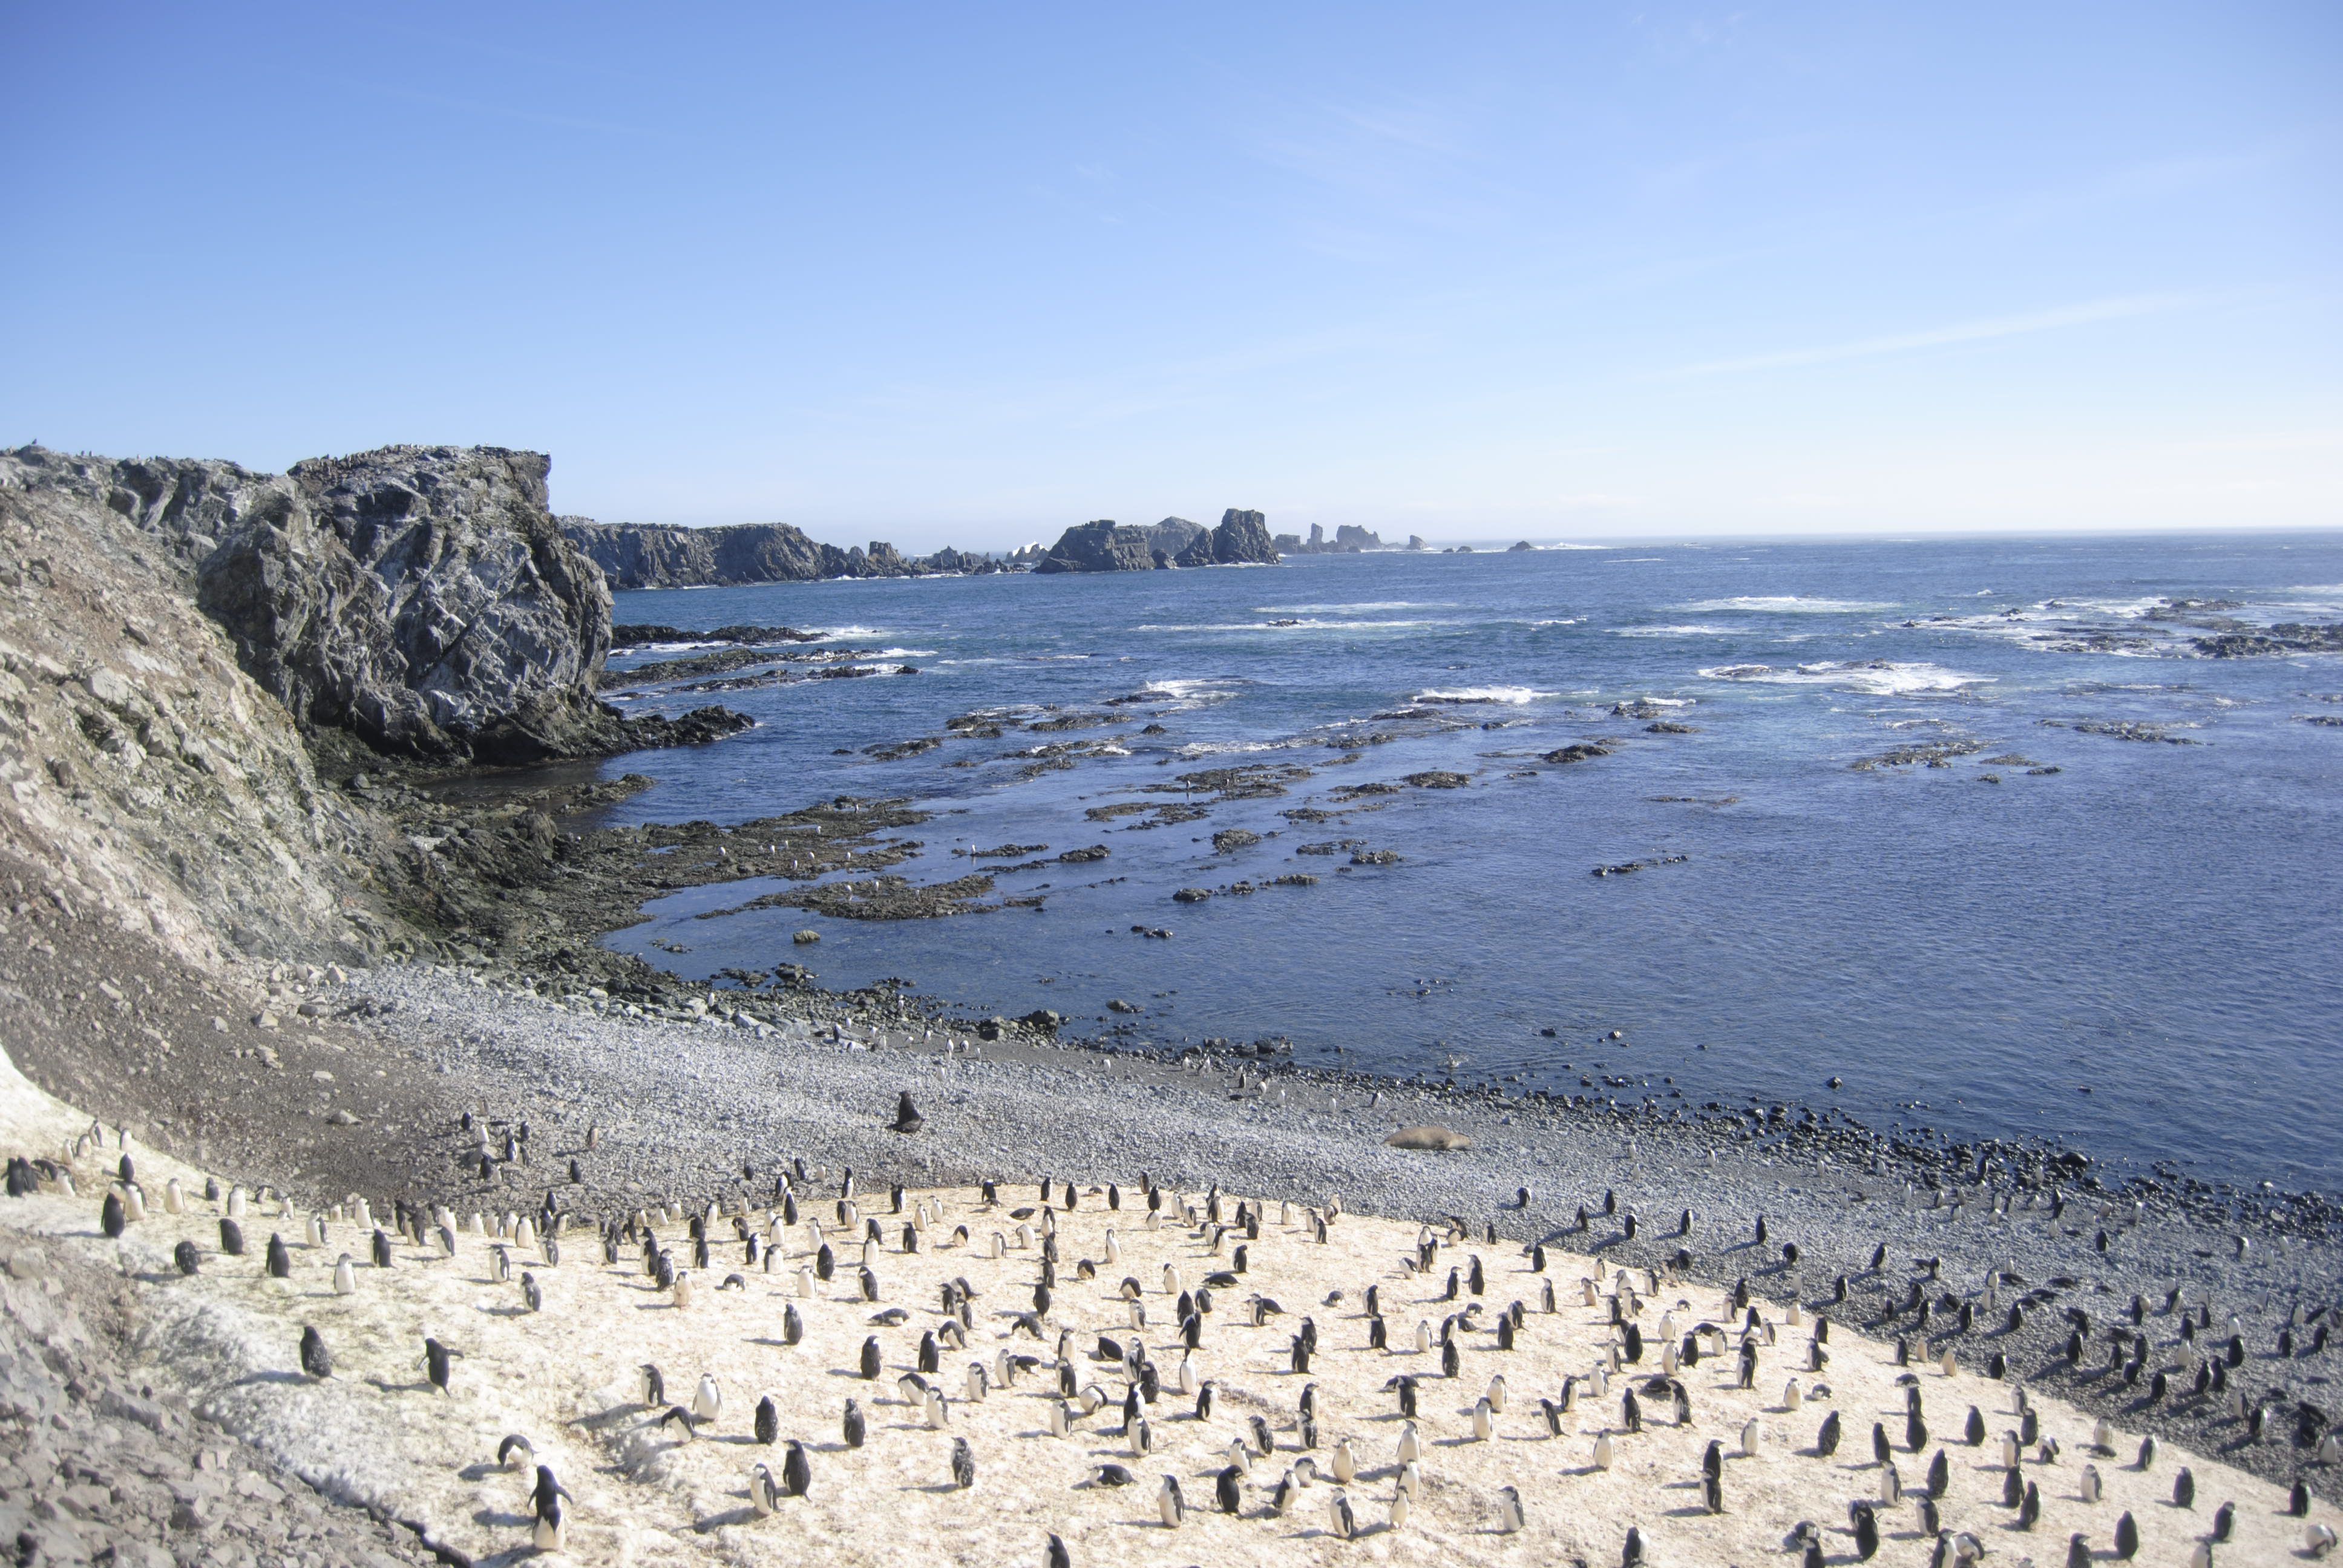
top-left (5, 4), bottom-right (2337, 549)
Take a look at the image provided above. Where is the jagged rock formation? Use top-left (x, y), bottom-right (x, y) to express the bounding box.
top-left (206, 446), bottom-right (618, 763)
top-left (6, 446), bottom-right (746, 766)
top-left (562, 518), bottom-right (1004, 588)
top-left (1032, 520), bottom-right (1162, 574)
top-left (1174, 508), bottom-right (1280, 568)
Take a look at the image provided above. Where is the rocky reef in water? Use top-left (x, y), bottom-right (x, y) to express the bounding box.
top-left (562, 517), bottom-right (1008, 588)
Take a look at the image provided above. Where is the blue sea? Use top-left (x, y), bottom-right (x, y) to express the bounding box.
top-left (595, 536), bottom-right (2343, 1191)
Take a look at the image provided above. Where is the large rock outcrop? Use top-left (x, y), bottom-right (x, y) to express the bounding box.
top-left (194, 446), bottom-right (618, 763)
top-left (1174, 508), bottom-right (1280, 567)
top-left (562, 519), bottom-right (1004, 588)
top-left (1032, 520), bottom-right (1164, 574)
top-left (4, 445), bottom-right (746, 765)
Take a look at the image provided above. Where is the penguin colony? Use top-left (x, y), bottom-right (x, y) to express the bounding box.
top-left (3, 1102), bottom-right (2332, 1564)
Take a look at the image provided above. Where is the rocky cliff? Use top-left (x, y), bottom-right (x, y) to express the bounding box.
top-left (1173, 508), bottom-right (1281, 567)
top-left (7, 446), bottom-right (746, 765)
top-left (563, 518), bottom-right (1005, 588)
top-left (0, 469), bottom-right (393, 967)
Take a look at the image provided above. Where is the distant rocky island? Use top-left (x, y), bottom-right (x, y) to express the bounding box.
top-left (1276, 522), bottom-right (1426, 554)
top-left (562, 517), bottom-right (1008, 588)
top-left (1030, 508), bottom-right (1280, 572)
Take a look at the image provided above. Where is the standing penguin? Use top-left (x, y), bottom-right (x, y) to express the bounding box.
top-left (951, 1437), bottom-right (976, 1490)
top-left (1498, 1485), bottom-right (1525, 1534)
top-left (1853, 1501), bottom-right (1880, 1560)
top-left (1216, 1465), bottom-right (1242, 1514)
top-left (782, 1440), bottom-right (812, 1497)
top-left (424, 1337), bottom-right (455, 1395)
top-left (1158, 1474), bottom-right (1185, 1528)
top-left (755, 1395), bottom-right (779, 1445)
top-left (843, 1399), bottom-right (867, 1448)
top-left (299, 1325), bottom-right (332, 1380)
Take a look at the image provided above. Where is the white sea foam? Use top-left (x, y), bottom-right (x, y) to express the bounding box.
top-left (868, 647), bottom-right (937, 659)
top-left (1173, 737), bottom-right (1315, 757)
top-left (1253, 601), bottom-right (1455, 614)
top-left (1414, 685), bottom-right (1554, 705)
top-left (1697, 661), bottom-right (1993, 696)
top-left (1680, 596), bottom-right (1899, 614)
top-left (1135, 618), bottom-right (1454, 633)
top-left (1611, 624), bottom-right (1734, 638)
top-left (806, 625), bottom-right (890, 641)
top-left (1137, 678), bottom-right (1241, 700)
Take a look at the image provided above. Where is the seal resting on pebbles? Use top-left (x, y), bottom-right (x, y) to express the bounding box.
top-left (1384, 1125), bottom-right (1472, 1151)
top-left (892, 1091), bottom-right (925, 1134)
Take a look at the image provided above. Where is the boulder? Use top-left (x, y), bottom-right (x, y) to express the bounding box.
top-left (1173, 509), bottom-right (1280, 567)
top-left (1032, 521), bottom-right (1162, 573)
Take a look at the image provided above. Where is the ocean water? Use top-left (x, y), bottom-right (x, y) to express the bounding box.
top-left (596, 536), bottom-right (2343, 1190)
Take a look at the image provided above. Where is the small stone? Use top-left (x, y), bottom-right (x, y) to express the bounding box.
top-left (325, 1109), bottom-right (358, 1126)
